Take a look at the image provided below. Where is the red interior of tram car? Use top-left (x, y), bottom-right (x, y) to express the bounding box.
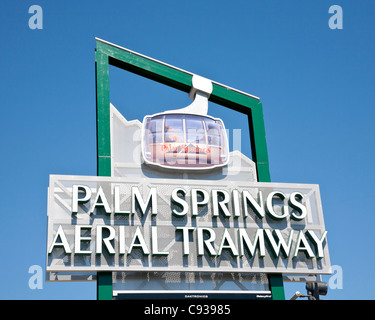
top-left (143, 113), bottom-right (228, 168)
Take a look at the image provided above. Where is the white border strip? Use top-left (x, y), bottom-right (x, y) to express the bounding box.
top-left (112, 290), bottom-right (271, 297)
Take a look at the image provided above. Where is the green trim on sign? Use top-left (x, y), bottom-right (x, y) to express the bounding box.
top-left (97, 272), bottom-right (112, 300)
top-left (269, 274), bottom-right (286, 300)
top-left (95, 49), bottom-right (111, 177)
top-left (97, 41), bottom-right (192, 93)
top-left (95, 38), bottom-right (285, 300)
top-left (210, 83), bottom-right (260, 111)
top-left (95, 48), bottom-right (113, 300)
top-left (248, 102), bottom-right (271, 183)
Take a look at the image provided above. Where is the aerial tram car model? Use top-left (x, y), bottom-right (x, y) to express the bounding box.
top-left (142, 112), bottom-right (228, 169)
top-left (142, 75), bottom-right (229, 170)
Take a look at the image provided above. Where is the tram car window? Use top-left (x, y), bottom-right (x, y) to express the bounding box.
top-left (142, 113), bottom-right (229, 169)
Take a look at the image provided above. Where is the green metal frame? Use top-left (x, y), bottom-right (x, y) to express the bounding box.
top-left (94, 38), bottom-right (285, 300)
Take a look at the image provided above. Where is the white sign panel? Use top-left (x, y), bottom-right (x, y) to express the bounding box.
top-left (46, 174), bottom-right (330, 275)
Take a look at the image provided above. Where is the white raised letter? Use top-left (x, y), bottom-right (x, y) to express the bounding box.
top-left (48, 225), bottom-right (72, 254)
top-left (293, 231), bottom-right (315, 258)
top-left (132, 187), bottom-right (157, 215)
top-left (212, 190), bottom-right (231, 217)
top-left (217, 229), bottom-right (238, 256)
top-left (75, 225), bottom-right (92, 254)
top-left (151, 226), bottom-right (169, 255)
top-left (232, 189), bottom-right (241, 217)
top-left (72, 185), bottom-right (91, 214)
top-left (114, 185), bottom-right (130, 215)
top-left (238, 229), bottom-right (265, 257)
top-left (306, 230), bottom-right (327, 259)
top-left (264, 229), bottom-right (294, 258)
top-left (266, 191), bottom-right (289, 220)
top-left (171, 188), bottom-right (189, 216)
top-left (191, 189), bottom-right (209, 216)
top-left (197, 227), bottom-right (216, 256)
top-left (289, 192), bottom-right (307, 221)
top-left (128, 227), bottom-right (150, 255)
top-left (96, 226), bottom-right (116, 254)
top-left (90, 186), bottom-right (111, 214)
top-left (243, 190), bottom-right (265, 219)
top-left (176, 227), bottom-right (195, 255)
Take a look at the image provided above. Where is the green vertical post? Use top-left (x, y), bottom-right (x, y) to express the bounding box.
top-left (97, 272), bottom-right (113, 300)
top-left (95, 48), bottom-right (113, 300)
top-left (269, 274), bottom-right (285, 300)
top-left (248, 101), bottom-right (271, 182)
top-left (95, 49), bottom-right (111, 177)
top-left (249, 102), bottom-right (285, 300)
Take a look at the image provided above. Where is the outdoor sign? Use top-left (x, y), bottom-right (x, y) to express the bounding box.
top-left (46, 104), bottom-right (330, 277)
top-left (46, 39), bottom-right (331, 300)
top-left (46, 175), bottom-right (329, 275)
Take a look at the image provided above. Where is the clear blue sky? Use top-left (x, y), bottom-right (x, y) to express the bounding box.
top-left (0, 0), bottom-right (374, 300)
